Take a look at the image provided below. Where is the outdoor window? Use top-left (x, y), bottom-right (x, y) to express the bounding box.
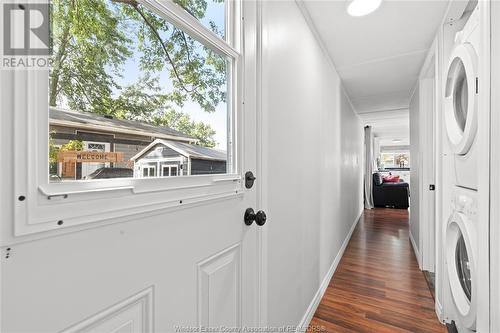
top-left (162, 165), bottom-right (179, 177)
top-left (142, 166), bottom-right (156, 177)
top-left (380, 152), bottom-right (410, 169)
top-left (48, 0), bottom-right (233, 183)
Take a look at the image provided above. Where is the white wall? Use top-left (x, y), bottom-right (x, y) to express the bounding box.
top-left (409, 85), bottom-right (420, 251)
top-left (0, 1), bottom-right (365, 331)
top-left (261, 1), bottom-right (363, 326)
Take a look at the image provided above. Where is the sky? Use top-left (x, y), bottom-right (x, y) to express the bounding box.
top-left (114, 1), bottom-right (228, 150)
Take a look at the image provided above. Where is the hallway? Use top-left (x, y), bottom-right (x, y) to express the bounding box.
top-left (310, 209), bottom-right (445, 332)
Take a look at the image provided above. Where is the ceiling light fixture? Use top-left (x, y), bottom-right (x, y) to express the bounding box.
top-left (346, 0), bottom-right (382, 17)
top-left (392, 139), bottom-right (402, 143)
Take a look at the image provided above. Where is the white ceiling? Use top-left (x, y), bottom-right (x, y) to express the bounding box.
top-left (303, 0), bottom-right (450, 140)
top-left (359, 109), bottom-right (410, 146)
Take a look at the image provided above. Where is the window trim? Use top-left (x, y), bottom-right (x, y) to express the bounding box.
top-left (143, 0), bottom-right (240, 59)
top-left (13, 0), bottom-right (244, 236)
top-left (142, 165), bottom-right (156, 178)
top-left (162, 165), bottom-right (179, 177)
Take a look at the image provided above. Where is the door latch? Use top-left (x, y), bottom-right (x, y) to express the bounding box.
top-left (245, 171), bottom-right (256, 189)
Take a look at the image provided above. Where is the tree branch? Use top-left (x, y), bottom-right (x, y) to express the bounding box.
top-left (111, 0), bottom-right (194, 93)
top-left (176, 28), bottom-right (192, 64)
top-left (110, 0), bottom-right (216, 111)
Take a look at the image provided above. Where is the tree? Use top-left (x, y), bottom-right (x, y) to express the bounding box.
top-left (109, 75), bottom-right (218, 146)
top-left (61, 140), bottom-right (84, 151)
top-left (113, 0), bottom-right (226, 113)
top-left (49, 0), bottom-right (226, 146)
top-left (49, 133), bottom-right (60, 164)
top-left (151, 110), bottom-right (217, 148)
top-left (49, 0), bottom-right (132, 113)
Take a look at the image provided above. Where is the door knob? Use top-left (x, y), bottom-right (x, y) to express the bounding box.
top-left (244, 208), bottom-right (267, 226)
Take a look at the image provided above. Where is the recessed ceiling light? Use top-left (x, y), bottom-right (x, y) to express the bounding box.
top-left (347, 0), bottom-right (382, 17)
top-left (392, 139), bottom-right (402, 143)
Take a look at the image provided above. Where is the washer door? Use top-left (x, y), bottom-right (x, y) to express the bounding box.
top-left (444, 43), bottom-right (478, 154)
top-left (446, 212), bottom-right (477, 329)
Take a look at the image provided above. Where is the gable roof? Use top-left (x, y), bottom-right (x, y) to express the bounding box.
top-left (131, 139), bottom-right (226, 161)
top-left (49, 107), bottom-right (196, 143)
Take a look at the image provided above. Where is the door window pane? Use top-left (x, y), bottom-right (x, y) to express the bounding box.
top-left (48, 0), bottom-right (230, 182)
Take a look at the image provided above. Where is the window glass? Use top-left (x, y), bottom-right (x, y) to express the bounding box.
top-left (380, 152), bottom-right (410, 169)
top-left (142, 166), bottom-right (156, 177)
top-left (48, 0), bottom-right (230, 182)
top-left (162, 165), bottom-right (174, 177)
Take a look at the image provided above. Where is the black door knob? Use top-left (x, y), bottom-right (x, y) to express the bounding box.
top-left (244, 208), bottom-right (267, 226)
top-left (255, 210), bottom-right (267, 226)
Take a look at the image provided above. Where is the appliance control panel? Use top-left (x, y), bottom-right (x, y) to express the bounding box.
top-left (452, 190), bottom-right (477, 217)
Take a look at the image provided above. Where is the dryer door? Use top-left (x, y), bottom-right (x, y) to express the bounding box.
top-left (446, 212), bottom-right (477, 329)
top-left (444, 43), bottom-right (478, 154)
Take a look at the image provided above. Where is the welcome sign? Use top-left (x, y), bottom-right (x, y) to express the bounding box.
top-left (57, 151), bottom-right (124, 163)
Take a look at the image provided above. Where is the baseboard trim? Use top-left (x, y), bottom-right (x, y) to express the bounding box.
top-left (435, 299), bottom-right (444, 323)
top-left (297, 209), bottom-right (363, 330)
top-left (409, 231), bottom-right (422, 269)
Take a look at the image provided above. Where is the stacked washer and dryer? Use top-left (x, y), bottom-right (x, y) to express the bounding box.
top-left (443, 4), bottom-right (480, 332)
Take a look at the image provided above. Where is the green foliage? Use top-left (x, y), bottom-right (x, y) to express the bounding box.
top-left (49, 0), bottom-right (226, 147)
top-left (49, 133), bottom-right (60, 163)
top-left (48, 137), bottom-right (83, 165)
top-left (61, 140), bottom-right (84, 151)
top-left (49, 0), bottom-right (132, 114)
top-left (150, 110), bottom-right (217, 148)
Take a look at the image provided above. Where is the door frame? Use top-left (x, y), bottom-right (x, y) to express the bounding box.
top-left (418, 39), bottom-right (438, 273)
top-left (475, 1), bottom-right (491, 330)
top-left (250, 0), bottom-right (267, 326)
top-left (489, 2), bottom-right (500, 332)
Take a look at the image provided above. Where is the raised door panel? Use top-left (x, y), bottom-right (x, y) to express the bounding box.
top-left (198, 244), bottom-right (241, 329)
top-left (62, 288), bottom-right (153, 333)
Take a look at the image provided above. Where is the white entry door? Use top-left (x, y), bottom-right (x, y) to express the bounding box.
top-left (0, 1), bottom-right (262, 332)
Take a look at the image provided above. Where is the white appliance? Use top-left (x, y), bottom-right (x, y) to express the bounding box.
top-left (445, 188), bottom-right (478, 331)
top-left (444, 5), bottom-right (480, 191)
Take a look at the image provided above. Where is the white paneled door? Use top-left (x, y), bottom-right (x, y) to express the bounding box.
top-left (0, 1), bottom-right (262, 332)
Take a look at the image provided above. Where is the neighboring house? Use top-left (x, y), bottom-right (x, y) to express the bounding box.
top-left (49, 108), bottom-right (226, 179)
top-left (130, 139), bottom-right (227, 177)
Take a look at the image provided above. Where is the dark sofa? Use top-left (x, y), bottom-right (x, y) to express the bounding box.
top-left (372, 172), bottom-right (409, 209)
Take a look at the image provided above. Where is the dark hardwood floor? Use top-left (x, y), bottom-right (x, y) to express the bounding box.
top-left (310, 208), bottom-right (446, 333)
